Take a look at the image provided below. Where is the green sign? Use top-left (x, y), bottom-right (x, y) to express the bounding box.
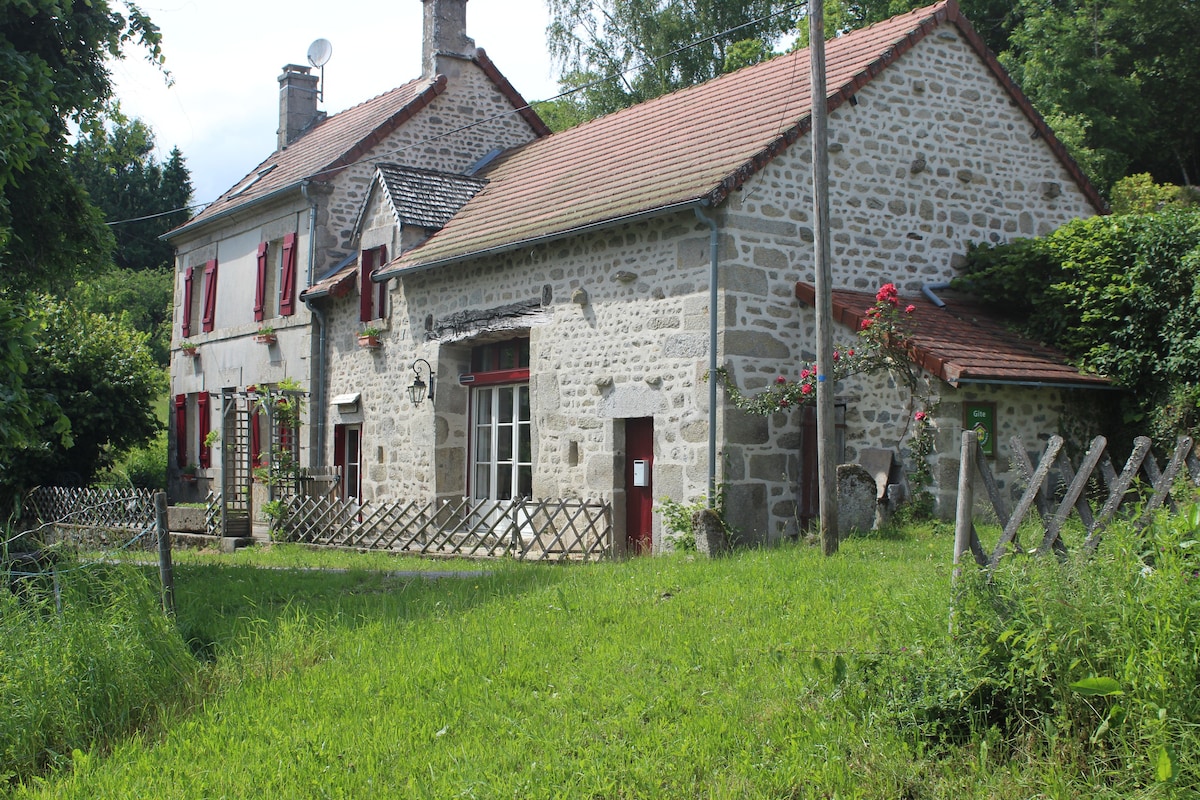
top-left (965, 402), bottom-right (996, 456)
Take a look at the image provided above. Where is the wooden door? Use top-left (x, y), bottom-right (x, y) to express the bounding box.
top-left (624, 417), bottom-right (654, 555)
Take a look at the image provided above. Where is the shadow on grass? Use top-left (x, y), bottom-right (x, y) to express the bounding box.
top-left (166, 558), bottom-right (572, 663)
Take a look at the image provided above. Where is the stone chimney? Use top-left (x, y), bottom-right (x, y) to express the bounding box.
top-left (422, 0), bottom-right (475, 77)
top-left (278, 64), bottom-right (321, 149)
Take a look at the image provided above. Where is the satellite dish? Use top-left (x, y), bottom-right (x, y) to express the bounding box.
top-left (307, 38), bottom-right (333, 68)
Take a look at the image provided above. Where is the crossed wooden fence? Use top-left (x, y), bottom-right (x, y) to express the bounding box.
top-left (21, 486), bottom-right (158, 549)
top-left (284, 495), bottom-right (614, 562)
top-left (953, 432), bottom-right (1200, 574)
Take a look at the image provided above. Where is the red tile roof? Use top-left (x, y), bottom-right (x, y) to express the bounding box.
top-left (794, 282), bottom-right (1112, 389)
top-left (380, 0), bottom-right (1103, 276)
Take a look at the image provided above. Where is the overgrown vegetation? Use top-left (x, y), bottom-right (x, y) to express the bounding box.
top-left (5, 506), bottom-right (1197, 797)
top-left (953, 194), bottom-right (1200, 446)
top-left (0, 555), bottom-right (195, 787)
top-left (875, 501), bottom-right (1200, 793)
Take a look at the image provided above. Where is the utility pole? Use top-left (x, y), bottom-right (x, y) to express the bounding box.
top-left (808, 0), bottom-right (839, 554)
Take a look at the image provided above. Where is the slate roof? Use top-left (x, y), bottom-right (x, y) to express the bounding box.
top-left (794, 283), bottom-right (1113, 389)
top-left (379, 0), bottom-right (1103, 277)
top-left (304, 165), bottom-right (488, 301)
top-left (375, 164), bottom-right (488, 229)
top-left (167, 50), bottom-right (548, 240)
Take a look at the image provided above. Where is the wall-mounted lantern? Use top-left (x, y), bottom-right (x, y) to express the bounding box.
top-left (409, 358), bottom-right (435, 405)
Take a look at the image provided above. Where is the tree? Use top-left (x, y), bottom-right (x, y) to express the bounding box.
top-left (0, 1), bottom-right (164, 286)
top-left (546, 0), bottom-right (800, 119)
top-left (0, 2), bottom-right (164, 497)
top-left (997, 0), bottom-right (1200, 192)
top-left (953, 204), bottom-right (1200, 445)
top-left (70, 118), bottom-right (193, 273)
top-left (1, 298), bottom-right (162, 501)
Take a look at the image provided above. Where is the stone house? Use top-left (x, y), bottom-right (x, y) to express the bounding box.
top-left (163, 0), bottom-right (549, 514)
top-left (169, 0), bottom-right (1112, 551)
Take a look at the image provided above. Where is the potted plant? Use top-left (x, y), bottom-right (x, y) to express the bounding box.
top-left (180, 463), bottom-right (199, 483)
top-left (254, 325), bottom-right (277, 344)
top-left (180, 340), bottom-right (199, 357)
top-left (204, 430), bottom-right (220, 450)
top-left (357, 325), bottom-right (384, 348)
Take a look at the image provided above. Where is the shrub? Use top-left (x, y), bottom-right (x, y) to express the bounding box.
top-left (879, 500), bottom-right (1200, 792)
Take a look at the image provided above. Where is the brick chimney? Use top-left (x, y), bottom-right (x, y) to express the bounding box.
top-left (278, 64), bottom-right (322, 149)
top-left (422, 0), bottom-right (475, 77)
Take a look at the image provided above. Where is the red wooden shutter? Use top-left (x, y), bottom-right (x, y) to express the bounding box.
top-left (359, 248), bottom-right (375, 323)
top-left (201, 259), bottom-right (218, 333)
top-left (280, 233), bottom-right (297, 316)
top-left (375, 244), bottom-right (388, 319)
top-left (254, 242), bottom-right (269, 322)
top-left (174, 394), bottom-right (188, 468)
top-left (333, 425), bottom-right (347, 499)
top-left (197, 392), bottom-right (211, 468)
top-left (181, 267), bottom-right (194, 338)
top-left (251, 406), bottom-right (263, 467)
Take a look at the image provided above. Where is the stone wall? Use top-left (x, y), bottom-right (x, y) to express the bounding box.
top-left (314, 22), bottom-right (1102, 547)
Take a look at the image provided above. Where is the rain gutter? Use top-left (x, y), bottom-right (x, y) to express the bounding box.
top-left (373, 199), bottom-right (707, 281)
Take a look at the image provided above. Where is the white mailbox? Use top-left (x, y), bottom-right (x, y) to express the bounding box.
top-left (632, 459), bottom-right (649, 487)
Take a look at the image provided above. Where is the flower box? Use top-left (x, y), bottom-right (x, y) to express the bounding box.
top-left (357, 334), bottom-right (381, 349)
top-left (254, 332), bottom-right (277, 345)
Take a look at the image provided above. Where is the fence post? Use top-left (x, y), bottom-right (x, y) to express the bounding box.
top-left (154, 492), bottom-right (176, 617)
top-left (951, 430), bottom-right (977, 632)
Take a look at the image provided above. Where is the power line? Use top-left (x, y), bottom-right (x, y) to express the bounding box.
top-left (104, 3), bottom-right (805, 228)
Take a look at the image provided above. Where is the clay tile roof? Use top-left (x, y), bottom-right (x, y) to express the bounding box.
top-left (300, 254), bottom-right (358, 301)
top-left (168, 76), bottom-right (448, 238)
top-left (380, 0), bottom-right (1102, 277)
top-left (794, 282), bottom-right (1113, 389)
top-left (376, 164), bottom-right (488, 229)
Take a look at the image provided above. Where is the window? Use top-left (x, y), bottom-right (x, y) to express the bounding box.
top-left (197, 392), bottom-right (212, 468)
top-left (465, 337), bottom-right (532, 501)
top-left (359, 245), bottom-right (388, 323)
top-left (334, 424), bottom-right (362, 501)
top-left (472, 384), bottom-right (532, 501)
top-left (254, 234), bottom-right (297, 321)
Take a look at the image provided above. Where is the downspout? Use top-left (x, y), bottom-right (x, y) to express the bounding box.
top-left (922, 282), bottom-right (951, 309)
top-left (694, 204), bottom-right (720, 508)
top-left (300, 181), bottom-right (327, 466)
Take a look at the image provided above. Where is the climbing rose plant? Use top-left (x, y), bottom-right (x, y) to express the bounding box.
top-left (717, 282), bottom-right (920, 415)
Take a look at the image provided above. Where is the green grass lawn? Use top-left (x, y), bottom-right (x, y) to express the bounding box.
top-left (8, 525), bottom-right (1193, 798)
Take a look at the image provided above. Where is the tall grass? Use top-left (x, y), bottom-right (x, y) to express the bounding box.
top-left (13, 534), bottom-right (953, 798)
top-left (0, 560), bottom-right (196, 786)
top-left (7, 515), bottom-right (1197, 798)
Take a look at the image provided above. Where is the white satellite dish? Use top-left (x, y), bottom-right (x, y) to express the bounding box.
top-left (307, 38), bottom-right (333, 68)
top-left (307, 38), bottom-right (332, 101)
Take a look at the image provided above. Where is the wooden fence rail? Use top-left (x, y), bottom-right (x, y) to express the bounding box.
top-left (285, 495), bottom-right (614, 562)
top-left (954, 431), bottom-right (1200, 577)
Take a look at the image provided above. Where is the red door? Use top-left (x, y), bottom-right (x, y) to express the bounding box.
top-left (625, 417), bottom-right (654, 555)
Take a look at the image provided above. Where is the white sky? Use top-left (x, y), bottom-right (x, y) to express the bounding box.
top-left (110, 0), bottom-right (562, 210)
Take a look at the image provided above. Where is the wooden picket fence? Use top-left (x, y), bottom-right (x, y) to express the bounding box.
top-left (283, 495), bottom-right (614, 562)
top-left (953, 432), bottom-right (1200, 574)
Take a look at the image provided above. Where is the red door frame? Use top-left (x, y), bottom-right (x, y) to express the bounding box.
top-left (624, 417), bottom-right (654, 555)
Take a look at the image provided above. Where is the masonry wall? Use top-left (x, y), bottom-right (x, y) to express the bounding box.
top-left (168, 56), bottom-right (542, 501)
top-left (711, 22), bottom-right (1097, 537)
top-left (317, 22), bottom-right (1101, 546)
